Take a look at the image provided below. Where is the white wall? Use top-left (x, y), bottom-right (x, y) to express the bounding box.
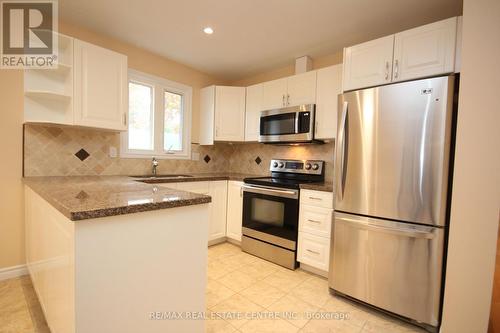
top-left (440, 0), bottom-right (500, 332)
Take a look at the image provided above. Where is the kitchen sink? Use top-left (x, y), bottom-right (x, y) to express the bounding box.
top-left (130, 174), bottom-right (194, 179)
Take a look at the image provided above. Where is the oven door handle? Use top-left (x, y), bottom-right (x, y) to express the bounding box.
top-left (241, 184), bottom-right (299, 199)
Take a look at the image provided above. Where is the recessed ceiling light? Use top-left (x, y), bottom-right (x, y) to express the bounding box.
top-left (203, 27), bottom-right (214, 35)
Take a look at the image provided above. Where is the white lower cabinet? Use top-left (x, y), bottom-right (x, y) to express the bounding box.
top-left (208, 181), bottom-right (228, 242)
top-left (297, 189), bottom-right (334, 274)
top-left (158, 181), bottom-right (228, 243)
top-left (226, 181), bottom-right (244, 241)
top-left (297, 232), bottom-right (331, 272)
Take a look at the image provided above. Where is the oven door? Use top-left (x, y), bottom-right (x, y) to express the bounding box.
top-left (242, 184), bottom-right (299, 250)
top-left (259, 105), bottom-right (315, 143)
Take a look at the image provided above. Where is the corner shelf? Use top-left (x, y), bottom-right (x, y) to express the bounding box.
top-left (25, 90), bottom-right (72, 101)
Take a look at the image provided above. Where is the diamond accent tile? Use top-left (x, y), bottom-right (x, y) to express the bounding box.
top-left (75, 149), bottom-right (90, 161)
top-left (204, 155), bottom-right (211, 163)
top-left (254, 156), bottom-right (262, 165)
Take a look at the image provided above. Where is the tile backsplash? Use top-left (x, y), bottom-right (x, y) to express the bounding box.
top-left (24, 124), bottom-right (334, 180)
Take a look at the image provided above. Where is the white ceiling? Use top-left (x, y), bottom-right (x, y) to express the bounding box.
top-left (59, 0), bottom-right (462, 81)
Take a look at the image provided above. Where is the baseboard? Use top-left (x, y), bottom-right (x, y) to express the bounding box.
top-left (299, 263), bottom-right (328, 278)
top-left (208, 237), bottom-right (227, 246)
top-left (0, 264), bottom-right (28, 281)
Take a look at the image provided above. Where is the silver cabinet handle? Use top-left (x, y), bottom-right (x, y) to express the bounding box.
top-left (282, 94), bottom-right (285, 106)
top-left (287, 94), bottom-right (290, 106)
top-left (123, 113), bottom-right (127, 126)
top-left (394, 59), bottom-right (399, 79)
top-left (309, 196), bottom-right (322, 201)
top-left (385, 61), bottom-right (390, 80)
top-left (306, 249), bottom-right (320, 255)
top-left (307, 219), bottom-right (322, 224)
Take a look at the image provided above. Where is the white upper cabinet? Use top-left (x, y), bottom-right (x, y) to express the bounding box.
top-left (215, 86), bottom-right (246, 141)
top-left (343, 17), bottom-right (459, 91)
top-left (261, 73), bottom-right (317, 110)
top-left (393, 17), bottom-right (457, 82)
top-left (343, 35), bottom-right (394, 91)
top-left (245, 83), bottom-right (263, 141)
top-left (287, 71), bottom-right (317, 106)
top-left (199, 85), bottom-right (245, 144)
top-left (73, 40), bottom-right (128, 131)
top-left (315, 64), bottom-right (342, 140)
top-left (262, 78), bottom-right (288, 110)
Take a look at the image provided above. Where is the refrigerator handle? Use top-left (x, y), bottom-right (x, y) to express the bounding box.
top-left (337, 102), bottom-right (348, 200)
top-left (336, 213), bottom-right (436, 239)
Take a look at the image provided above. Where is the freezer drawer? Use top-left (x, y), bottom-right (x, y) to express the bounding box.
top-left (329, 212), bottom-right (445, 327)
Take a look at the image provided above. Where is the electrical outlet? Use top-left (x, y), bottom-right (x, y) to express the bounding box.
top-left (109, 146), bottom-right (118, 158)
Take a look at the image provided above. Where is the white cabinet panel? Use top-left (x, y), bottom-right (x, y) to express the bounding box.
top-left (245, 83), bottom-right (263, 141)
top-left (215, 86), bottom-right (246, 141)
top-left (299, 205), bottom-right (333, 238)
top-left (286, 71), bottom-right (317, 107)
top-left (297, 232), bottom-right (330, 272)
top-left (73, 40), bottom-right (127, 131)
top-left (343, 35), bottom-right (394, 91)
top-left (262, 78), bottom-right (287, 110)
top-left (393, 17), bottom-right (457, 82)
top-left (226, 181), bottom-right (243, 241)
top-left (199, 86), bottom-right (215, 145)
top-left (315, 64), bottom-right (342, 139)
top-left (208, 181), bottom-right (228, 242)
top-left (300, 189), bottom-right (334, 209)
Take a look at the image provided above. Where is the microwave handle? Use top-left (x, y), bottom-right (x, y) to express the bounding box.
top-left (295, 112), bottom-right (300, 134)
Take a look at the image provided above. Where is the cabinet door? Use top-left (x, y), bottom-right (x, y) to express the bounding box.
top-left (262, 78), bottom-right (287, 110)
top-left (199, 86), bottom-right (215, 145)
top-left (214, 86), bottom-right (246, 141)
top-left (73, 39), bottom-right (127, 131)
top-left (315, 65), bottom-right (342, 139)
top-left (393, 17), bottom-right (457, 82)
top-left (245, 83), bottom-right (263, 141)
top-left (343, 35), bottom-right (394, 91)
top-left (226, 181), bottom-right (243, 241)
top-left (297, 232), bottom-right (330, 272)
top-left (286, 71), bottom-right (317, 107)
top-left (208, 181), bottom-right (228, 242)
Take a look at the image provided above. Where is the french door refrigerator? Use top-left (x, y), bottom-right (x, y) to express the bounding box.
top-left (329, 75), bottom-right (456, 331)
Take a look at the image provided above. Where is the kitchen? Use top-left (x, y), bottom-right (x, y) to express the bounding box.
top-left (1, 1), bottom-right (499, 333)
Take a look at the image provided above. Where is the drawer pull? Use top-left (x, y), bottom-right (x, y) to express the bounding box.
top-left (309, 197), bottom-right (322, 201)
top-left (306, 249), bottom-right (320, 255)
top-left (307, 219), bottom-right (321, 224)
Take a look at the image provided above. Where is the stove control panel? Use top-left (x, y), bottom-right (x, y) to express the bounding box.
top-left (270, 159), bottom-right (324, 175)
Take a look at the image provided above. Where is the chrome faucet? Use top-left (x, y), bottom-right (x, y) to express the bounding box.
top-left (151, 157), bottom-right (159, 176)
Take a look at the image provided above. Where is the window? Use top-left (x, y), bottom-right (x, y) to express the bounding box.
top-left (121, 70), bottom-right (192, 159)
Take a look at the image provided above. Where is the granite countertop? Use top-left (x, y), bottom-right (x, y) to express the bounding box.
top-left (23, 176), bottom-right (212, 221)
top-left (23, 173), bottom-right (333, 221)
top-left (299, 182), bottom-right (334, 193)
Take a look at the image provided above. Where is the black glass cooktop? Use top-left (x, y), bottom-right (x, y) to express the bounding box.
top-left (243, 176), bottom-right (321, 189)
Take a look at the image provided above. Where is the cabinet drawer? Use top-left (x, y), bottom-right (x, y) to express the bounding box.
top-left (299, 205), bottom-right (332, 238)
top-left (175, 181), bottom-right (210, 194)
top-left (297, 233), bottom-right (330, 272)
top-left (300, 190), bottom-right (333, 209)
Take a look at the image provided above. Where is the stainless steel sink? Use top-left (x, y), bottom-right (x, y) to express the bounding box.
top-left (130, 174), bottom-right (194, 179)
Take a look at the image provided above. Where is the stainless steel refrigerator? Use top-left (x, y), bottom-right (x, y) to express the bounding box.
top-left (329, 75), bottom-right (456, 331)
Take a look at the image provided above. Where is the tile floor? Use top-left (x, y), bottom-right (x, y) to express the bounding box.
top-left (206, 242), bottom-right (426, 333)
top-left (0, 242), bottom-right (427, 333)
top-left (0, 275), bottom-right (49, 333)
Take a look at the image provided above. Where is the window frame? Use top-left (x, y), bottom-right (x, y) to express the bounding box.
top-left (121, 70), bottom-right (192, 160)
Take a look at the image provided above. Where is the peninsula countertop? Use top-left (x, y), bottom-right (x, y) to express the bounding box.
top-left (23, 176), bottom-right (213, 221)
top-left (23, 173), bottom-right (334, 221)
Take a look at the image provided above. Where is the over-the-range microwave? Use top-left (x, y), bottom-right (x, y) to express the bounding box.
top-left (259, 104), bottom-right (318, 144)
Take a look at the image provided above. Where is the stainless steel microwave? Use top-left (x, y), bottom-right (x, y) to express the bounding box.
top-left (259, 104), bottom-right (316, 144)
